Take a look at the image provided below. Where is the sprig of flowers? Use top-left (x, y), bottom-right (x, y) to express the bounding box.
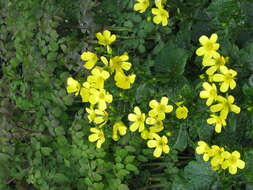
top-left (128, 96), bottom-right (173, 157)
top-left (197, 33), bottom-right (240, 133)
top-left (133, 0), bottom-right (169, 26)
top-left (196, 141), bottom-right (245, 175)
top-left (196, 33), bottom-right (245, 174)
top-left (66, 30), bottom-right (136, 148)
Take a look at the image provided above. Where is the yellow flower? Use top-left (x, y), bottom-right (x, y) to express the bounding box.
top-left (89, 88), bottom-right (113, 111)
top-left (209, 145), bottom-right (226, 168)
top-left (196, 141), bottom-right (211, 161)
top-left (96, 30), bottom-right (116, 53)
top-left (210, 95), bottom-right (240, 119)
top-left (88, 128), bottom-right (105, 148)
top-left (147, 134), bottom-right (170, 157)
top-left (87, 68), bottom-right (110, 89)
top-left (114, 72), bottom-right (136, 89)
top-left (128, 106), bottom-right (146, 132)
top-left (207, 114), bottom-right (227, 133)
top-left (199, 82), bottom-right (218, 106)
top-left (155, 0), bottom-right (167, 8)
top-left (109, 53), bottom-right (132, 73)
top-left (152, 6), bottom-right (169, 26)
top-left (202, 53), bottom-right (229, 75)
top-left (80, 82), bottom-right (91, 102)
top-left (175, 106), bottom-right (189, 119)
top-left (66, 77), bottom-right (81, 96)
top-left (213, 66), bottom-right (237, 92)
top-left (112, 121), bottom-right (127, 141)
top-left (221, 151), bottom-right (245, 174)
top-left (86, 106), bottom-right (96, 123)
top-left (133, 0), bottom-right (149, 13)
top-left (86, 106), bottom-right (108, 125)
top-left (86, 108), bottom-right (108, 124)
top-left (140, 129), bottom-right (150, 140)
top-left (145, 116), bottom-right (164, 139)
top-left (81, 51), bottom-right (99, 70)
top-left (196, 33), bottom-right (220, 58)
top-left (149, 97), bottom-right (173, 120)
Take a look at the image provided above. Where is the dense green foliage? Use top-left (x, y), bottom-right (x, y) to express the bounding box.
top-left (0, 0), bottom-right (253, 189)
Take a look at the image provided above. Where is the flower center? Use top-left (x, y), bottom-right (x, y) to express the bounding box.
top-left (157, 104), bottom-right (166, 112)
top-left (209, 89), bottom-right (216, 97)
top-left (224, 73), bottom-right (233, 81)
top-left (205, 42), bottom-right (213, 51)
top-left (137, 115), bottom-right (143, 123)
top-left (99, 92), bottom-right (105, 100)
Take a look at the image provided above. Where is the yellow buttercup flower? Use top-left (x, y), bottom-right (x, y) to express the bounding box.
top-left (86, 106), bottom-right (108, 125)
top-left (88, 128), bottom-right (105, 148)
top-left (86, 106), bottom-right (96, 123)
top-left (110, 53), bottom-right (132, 74)
top-left (207, 114), bottom-right (227, 133)
top-left (145, 116), bottom-right (164, 139)
top-left (221, 151), bottom-right (245, 174)
top-left (202, 53), bottom-right (229, 75)
top-left (87, 68), bottom-right (110, 89)
top-left (93, 109), bottom-right (108, 124)
top-left (213, 66), bottom-right (237, 92)
top-left (196, 33), bottom-right (220, 58)
top-left (151, 6), bottom-right (169, 26)
top-left (80, 82), bottom-right (91, 102)
top-left (66, 77), bottom-right (81, 96)
top-left (89, 88), bottom-right (113, 111)
top-left (81, 51), bottom-right (99, 70)
top-left (149, 97), bottom-right (173, 120)
top-left (114, 72), bottom-right (136, 89)
top-left (147, 134), bottom-right (170, 157)
top-left (128, 106), bottom-right (146, 132)
top-left (199, 82), bottom-right (218, 106)
top-left (133, 0), bottom-right (149, 13)
top-left (140, 129), bottom-right (150, 140)
top-left (175, 106), bottom-right (189, 119)
top-left (196, 141), bottom-right (211, 161)
top-left (209, 145), bottom-right (226, 168)
top-left (89, 127), bottom-right (105, 148)
top-left (210, 95), bottom-right (240, 119)
top-left (112, 121), bottom-right (127, 141)
top-left (155, 0), bottom-right (167, 8)
top-left (96, 30), bottom-right (116, 53)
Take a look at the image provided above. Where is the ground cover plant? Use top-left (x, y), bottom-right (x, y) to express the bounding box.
top-left (1, 0), bottom-right (253, 189)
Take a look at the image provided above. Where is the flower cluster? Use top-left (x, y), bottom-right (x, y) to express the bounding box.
top-left (133, 0), bottom-right (169, 26)
top-left (196, 33), bottom-right (240, 133)
top-left (128, 97), bottom-right (173, 157)
top-left (66, 30), bottom-right (135, 148)
top-left (196, 33), bottom-right (245, 174)
top-left (196, 141), bottom-right (245, 174)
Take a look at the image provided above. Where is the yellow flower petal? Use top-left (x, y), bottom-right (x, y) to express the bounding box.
top-left (147, 140), bottom-right (157, 148)
top-left (154, 147), bottom-right (162, 157)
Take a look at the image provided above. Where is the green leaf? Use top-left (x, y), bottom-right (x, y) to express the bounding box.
top-left (173, 124), bottom-right (188, 151)
top-left (53, 173), bottom-right (70, 184)
top-left (184, 161), bottom-right (217, 190)
top-left (118, 184), bottom-right (129, 190)
top-left (155, 41), bottom-right (189, 76)
top-left (41, 147), bottom-right (52, 156)
top-left (125, 164), bottom-right (138, 173)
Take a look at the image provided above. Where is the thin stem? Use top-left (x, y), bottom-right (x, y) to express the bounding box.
top-left (14, 125), bottom-right (53, 137)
